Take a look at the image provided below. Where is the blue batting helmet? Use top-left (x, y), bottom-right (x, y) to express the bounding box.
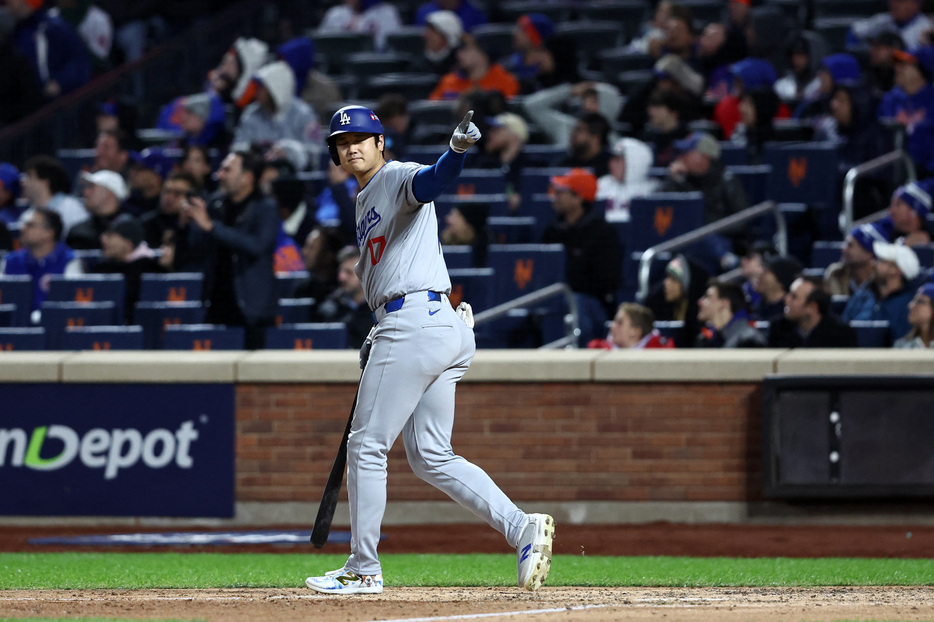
top-left (326, 105), bottom-right (384, 166)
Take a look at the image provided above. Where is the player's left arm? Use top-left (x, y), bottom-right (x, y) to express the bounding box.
top-left (411, 111), bottom-right (481, 204)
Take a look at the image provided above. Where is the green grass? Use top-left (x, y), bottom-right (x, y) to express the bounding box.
top-left (1, 553), bottom-right (933, 590)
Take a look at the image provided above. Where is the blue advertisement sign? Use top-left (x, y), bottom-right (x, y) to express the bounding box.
top-left (0, 384), bottom-right (235, 517)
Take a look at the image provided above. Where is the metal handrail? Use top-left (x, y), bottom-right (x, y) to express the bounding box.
top-left (840, 149), bottom-right (916, 236)
top-left (636, 200), bottom-right (786, 302)
top-left (472, 283), bottom-right (580, 349)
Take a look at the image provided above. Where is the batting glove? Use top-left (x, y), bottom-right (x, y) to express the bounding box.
top-left (450, 110), bottom-right (481, 153)
top-left (456, 302), bottom-right (474, 329)
top-left (359, 326), bottom-right (376, 369)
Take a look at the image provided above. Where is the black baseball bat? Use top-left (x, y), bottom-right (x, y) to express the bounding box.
top-left (309, 382), bottom-right (360, 548)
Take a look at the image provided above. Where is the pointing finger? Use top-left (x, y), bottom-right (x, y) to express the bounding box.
top-left (457, 110), bottom-right (474, 132)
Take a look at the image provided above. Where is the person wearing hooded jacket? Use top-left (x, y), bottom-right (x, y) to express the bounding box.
top-left (597, 137), bottom-right (659, 223)
top-left (277, 37), bottom-right (342, 124)
top-left (774, 31), bottom-right (830, 105)
top-left (207, 36), bottom-right (269, 113)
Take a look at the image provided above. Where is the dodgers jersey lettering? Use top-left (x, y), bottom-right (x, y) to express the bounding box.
top-left (354, 160), bottom-right (452, 310)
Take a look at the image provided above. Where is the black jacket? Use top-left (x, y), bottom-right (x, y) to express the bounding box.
top-left (767, 315), bottom-right (858, 348)
top-left (659, 160), bottom-right (748, 224)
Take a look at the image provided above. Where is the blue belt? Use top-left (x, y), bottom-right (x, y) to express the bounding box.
top-left (384, 290), bottom-right (442, 314)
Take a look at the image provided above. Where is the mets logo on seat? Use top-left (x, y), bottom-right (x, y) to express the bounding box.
top-left (514, 259), bottom-right (533, 290)
top-left (788, 157), bottom-right (807, 187)
top-left (654, 206), bottom-right (673, 236)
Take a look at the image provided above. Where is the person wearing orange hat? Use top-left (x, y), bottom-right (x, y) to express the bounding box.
top-left (543, 168), bottom-right (622, 345)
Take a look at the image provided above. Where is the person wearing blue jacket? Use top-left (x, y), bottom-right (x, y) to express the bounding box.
top-left (8, 0), bottom-right (90, 99)
top-left (877, 46), bottom-right (934, 176)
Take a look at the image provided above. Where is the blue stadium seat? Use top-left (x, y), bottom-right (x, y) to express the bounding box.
top-left (403, 144), bottom-right (446, 165)
top-left (442, 245), bottom-right (473, 270)
top-left (448, 267), bottom-right (495, 313)
top-left (812, 241), bottom-right (844, 269)
top-left (518, 193), bottom-right (556, 241)
top-left (0, 275), bottom-right (31, 326)
top-left (453, 169), bottom-right (507, 196)
top-left (46, 274), bottom-right (125, 324)
top-left (60, 325), bottom-right (145, 351)
top-left (433, 194), bottom-right (508, 231)
top-left (519, 167), bottom-right (574, 206)
top-left (0, 327), bottom-right (46, 351)
top-left (718, 143), bottom-right (750, 167)
top-left (627, 193), bottom-right (706, 253)
top-left (830, 295), bottom-right (849, 317)
top-left (521, 145), bottom-right (566, 167)
top-left (0, 303), bottom-right (14, 327)
top-left (728, 165), bottom-right (771, 206)
top-left (139, 272), bottom-right (204, 302)
top-left (763, 142), bottom-right (840, 207)
top-left (72, 249), bottom-right (103, 271)
top-left (134, 301), bottom-right (206, 349)
top-left (850, 320), bottom-right (891, 347)
top-left (265, 322), bottom-right (348, 350)
top-left (654, 320), bottom-right (685, 343)
top-left (163, 324), bottom-right (246, 350)
top-left (40, 301), bottom-right (117, 349)
top-left (912, 246), bottom-right (934, 268)
top-left (55, 148), bottom-right (94, 182)
top-left (276, 298), bottom-right (315, 326)
top-left (486, 244), bottom-right (566, 305)
top-left (486, 216), bottom-right (537, 245)
top-left (275, 271), bottom-right (310, 299)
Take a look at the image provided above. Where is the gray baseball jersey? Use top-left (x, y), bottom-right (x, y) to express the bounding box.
top-left (353, 160), bottom-right (451, 310)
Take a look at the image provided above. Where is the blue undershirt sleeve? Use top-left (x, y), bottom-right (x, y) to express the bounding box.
top-left (412, 148), bottom-right (466, 204)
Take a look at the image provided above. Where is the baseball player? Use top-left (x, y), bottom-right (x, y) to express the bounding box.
top-left (304, 105), bottom-right (555, 594)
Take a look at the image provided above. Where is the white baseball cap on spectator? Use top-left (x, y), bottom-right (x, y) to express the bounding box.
top-left (873, 241), bottom-right (920, 280)
top-left (80, 170), bottom-right (128, 201)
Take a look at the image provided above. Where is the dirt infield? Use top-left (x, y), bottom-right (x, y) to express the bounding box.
top-left (3, 523), bottom-right (934, 621)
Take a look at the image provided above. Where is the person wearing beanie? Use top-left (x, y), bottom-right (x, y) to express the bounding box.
top-left (127, 147), bottom-right (175, 217)
top-left (825, 224), bottom-right (887, 296)
top-left (412, 10), bottom-right (463, 76)
top-left (877, 46), bottom-right (934, 177)
top-left (768, 275), bottom-right (858, 348)
top-left (7, 0), bottom-right (90, 99)
top-left (753, 255), bottom-right (803, 321)
top-left (644, 253), bottom-right (710, 348)
top-left (318, 0), bottom-right (403, 52)
top-left (543, 168), bottom-right (622, 345)
top-left (90, 213), bottom-right (165, 324)
top-left (885, 181), bottom-right (933, 245)
top-left (843, 240), bottom-right (920, 340)
top-left (415, 0), bottom-right (487, 34)
top-left (893, 282), bottom-right (934, 348)
top-left (506, 12), bottom-right (578, 94)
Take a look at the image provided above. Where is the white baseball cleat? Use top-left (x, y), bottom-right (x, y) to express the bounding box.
top-left (517, 513), bottom-right (555, 591)
top-left (305, 569), bottom-right (383, 594)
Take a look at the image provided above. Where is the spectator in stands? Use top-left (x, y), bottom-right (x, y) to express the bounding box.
top-left (620, 53), bottom-right (704, 136)
top-left (695, 279), bottom-right (767, 348)
top-left (7, 0), bottom-right (90, 99)
top-left (89, 214), bottom-right (164, 324)
top-left (56, 0), bottom-right (112, 70)
top-left (294, 225), bottom-right (343, 302)
top-left (140, 171), bottom-right (196, 251)
top-left (737, 239), bottom-right (775, 311)
top-left (714, 57), bottom-right (783, 141)
top-left (730, 88), bottom-right (780, 162)
top-left (505, 12), bottom-right (578, 95)
top-left (127, 147), bottom-right (174, 217)
top-left (849, 0), bottom-right (933, 52)
top-left (175, 150), bottom-right (278, 350)
top-left (315, 162), bottom-right (358, 245)
top-left (877, 46), bottom-right (934, 177)
top-left (94, 97), bottom-right (138, 138)
top-left (0, 6), bottom-right (41, 126)
top-left (795, 53), bottom-right (862, 120)
top-left (744, 5), bottom-right (791, 73)
top-left (375, 94), bottom-right (413, 161)
top-left (67, 170), bottom-right (128, 250)
top-left (697, 23), bottom-right (740, 101)
top-left (768, 275), bottom-right (858, 347)
top-left (640, 88), bottom-right (690, 167)
top-left (269, 176), bottom-right (314, 250)
top-left (867, 30), bottom-right (905, 96)
top-left (893, 281), bottom-right (934, 347)
top-left (555, 111), bottom-right (613, 178)
top-left (415, 0), bottom-right (486, 33)
top-left (441, 203), bottom-right (488, 266)
top-left (207, 36), bottom-right (269, 112)
top-left (825, 224), bottom-right (888, 296)
top-left (1, 207), bottom-right (82, 321)
top-left (0, 162), bottom-right (23, 226)
top-left (91, 128), bottom-right (132, 177)
top-left (543, 168), bottom-right (622, 345)
top-left (753, 255), bottom-right (803, 321)
top-left (843, 240), bottom-right (920, 340)
top-left (276, 37), bottom-right (342, 123)
top-left (313, 245), bottom-right (372, 348)
top-left (318, 0), bottom-right (402, 52)
top-left (587, 302), bottom-right (675, 349)
top-left (465, 112), bottom-right (528, 212)
top-left (19, 155), bottom-right (89, 235)
top-left (774, 33), bottom-right (830, 106)
top-left (626, 0), bottom-right (672, 55)
top-left (652, 4), bottom-right (698, 69)
top-left (172, 92), bottom-right (230, 151)
top-left (878, 181), bottom-right (933, 246)
top-left (597, 137), bottom-right (659, 223)
top-left (233, 61), bottom-right (323, 164)
top-left (645, 253), bottom-right (709, 348)
top-left (521, 80), bottom-right (623, 149)
top-left (428, 34), bottom-right (519, 101)
top-left (179, 144), bottom-right (216, 195)
top-left (410, 10), bottom-right (462, 76)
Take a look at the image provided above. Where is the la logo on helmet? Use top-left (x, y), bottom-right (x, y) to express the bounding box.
top-left (340, 111), bottom-right (352, 126)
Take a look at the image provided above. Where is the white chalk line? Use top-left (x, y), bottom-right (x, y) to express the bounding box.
top-left (361, 604), bottom-right (611, 622)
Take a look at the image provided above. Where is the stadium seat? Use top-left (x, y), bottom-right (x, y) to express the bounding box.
top-left (486, 244), bottom-right (566, 305)
top-left (0, 327), bottom-right (46, 351)
top-left (265, 322), bottom-right (348, 350)
top-left (654, 320), bottom-right (686, 343)
top-left (276, 271), bottom-right (310, 299)
top-left (139, 272), bottom-right (204, 302)
top-left (519, 167), bottom-right (574, 207)
top-left (498, 0), bottom-right (576, 22)
top-left (448, 267), bottom-right (495, 312)
top-left (310, 32), bottom-right (374, 73)
top-left (408, 99), bottom-right (457, 125)
top-left (812, 241), bottom-right (844, 269)
top-left (0, 303), bottom-right (14, 327)
top-left (341, 51), bottom-right (412, 80)
top-left (554, 22), bottom-right (625, 63)
top-left (72, 249), bottom-right (104, 271)
top-left (912, 246), bottom-right (934, 268)
top-left (276, 298), bottom-right (315, 326)
top-left (597, 49), bottom-right (653, 82)
top-left (718, 143), bottom-right (750, 167)
top-left (521, 145), bottom-right (566, 167)
top-left (0, 275), bottom-right (33, 326)
top-left (728, 165), bottom-right (771, 206)
top-left (470, 23), bottom-right (519, 60)
top-left (453, 169), bottom-right (508, 196)
top-left (763, 143), bottom-right (840, 207)
top-left (60, 325), bottom-right (145, 351)
top-left (39, 301), bottom-right (117, 349)
top-left (163, 324), bottom-right (246, 350)
top-left (830, 295), bottom-right (849, 317)
top-left (359, 72), bottom-right (438, 101)
top-left (627, 193), bottom-right (706, 253)
top-left (386, 25), bottom-right (426, 56)
top-left (850, 320), bottom-right (891, 347)
top-left (813, 0), bottom-right (885, 19)
top-left (134, 301), bottom-right (206, 349)
top-left (487, 216), bottom-right (537, 245)
top-left (442, 245), bottom-right (474, 270)
top-left (433, 194), bottom-right (509, 230)
top-left (614, 69), bottom-right (656, 97)
top-left (585, 2), bottom-right (650, 40)
top-left (46, 274), bottom-right (125, 324)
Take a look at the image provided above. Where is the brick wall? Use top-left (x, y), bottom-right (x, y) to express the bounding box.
top-left (236, 382), bottom-right (763, 504)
